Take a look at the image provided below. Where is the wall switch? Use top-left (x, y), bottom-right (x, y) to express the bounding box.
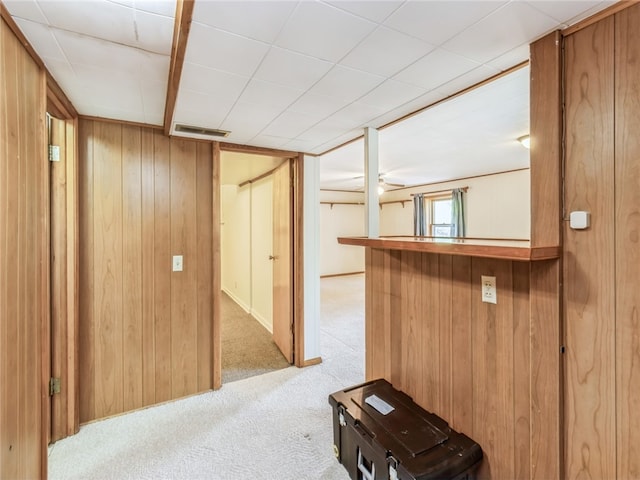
top-left (482, 275), bottom-right (497, 304)
top-left (569, 211), bottom-right (590, 229)
top-left (172, 255), bottom-right (183, 272)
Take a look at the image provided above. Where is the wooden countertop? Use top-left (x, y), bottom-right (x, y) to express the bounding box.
top-left (337, 236), bottom-right (560, 261)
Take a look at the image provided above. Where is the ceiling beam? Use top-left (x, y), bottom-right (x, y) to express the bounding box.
top-left (163, 0), bottom-right (195, 136)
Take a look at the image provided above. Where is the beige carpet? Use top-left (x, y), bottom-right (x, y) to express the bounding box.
top-left (48, 275), bottom-right (364, 480)
top-left (221, 292), bottom-right (290, 384)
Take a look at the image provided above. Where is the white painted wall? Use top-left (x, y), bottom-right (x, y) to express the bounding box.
top-left (379, 169), bottom-right (531, 239)
top-left (221, 178), bottom-right (274, 332)
top-left (320, 191), bottom-right (365, 276)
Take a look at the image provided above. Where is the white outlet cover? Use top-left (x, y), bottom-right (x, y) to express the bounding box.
top-left (481, 275), bottom-right (497, 304)
top-left (172, 255), bottom-right (183, 272)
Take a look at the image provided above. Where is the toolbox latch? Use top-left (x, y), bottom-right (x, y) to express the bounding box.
top-left (338, 405), bottom-right (346, 427)
top-left (357, 448), bottom-right (376, 480)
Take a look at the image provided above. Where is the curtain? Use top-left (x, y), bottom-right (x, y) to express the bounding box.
top-left (451, 188), bottom-right (465, 237)
top-left (413, 193), bottom-right (426, 236)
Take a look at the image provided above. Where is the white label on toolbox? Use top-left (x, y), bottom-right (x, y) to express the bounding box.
top-left (365, 394), bottom-right (395, 415)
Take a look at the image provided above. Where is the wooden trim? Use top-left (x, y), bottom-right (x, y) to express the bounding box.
top-left (302, 357), bottom-right (322, 367)
top-left (80, 115), bottom-right (163, 131)
top-left (338, 236), bottom-right (560, 261)
top-left (293, 153), bottom-right (305, 367)
top-left (320, 271), bottom-right (364, 278)
top-left (409, 186), bottom-right (468, 197)
top-left (47, 78), bottom-right (77, 119)
top-left (530, 32), bottom-right (563, 248)
top-left (163, 0), bottom-right (194, 135)
top-left (212, 142), bottom-right (221, 390)
top-left (313, 134), bottom-right (364, 158)
top-left (562, 0), bottom-right (636, 36)
top-left (1, 3), bottom-right (45, 71)
top-left (384, 168), bottom-right (529, 193)
top-left (220, 142), bottom-right (299, 159)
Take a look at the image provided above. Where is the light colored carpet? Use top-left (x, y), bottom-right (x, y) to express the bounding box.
top-left (48, 274), bottom-right (364, 480)
top-left (221, 292), bottom-right (290, 384)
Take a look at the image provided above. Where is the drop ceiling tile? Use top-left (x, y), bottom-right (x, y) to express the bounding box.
top-left (141, 78), bottom-right (167, 125)
top-left (288, 92), bottom-right (348, 118)
top-left (81, 104), bottom-right (147, 124)
top-left (3, 0), bottom-right (48, 23)
top-left (393, 47), bottom-right (481, 90)
top-left (309, 65), bottom-right (384, 103)
top-left (358, 79), bottom-right (427, 111)
top-left (221, 101), bottom-right (281, 133)
top-left (282, 138), bottom-right (322, 153)
top-left (176, 89), bottom-right (237, 124)
top-left (340, 26), bottom-right (435, 77)
top-left (254, 47), bottom-right (333, 90)
top-left (487, 44), bottom-right (530, 71)
top-left (14, 19), bottom-right (66, 61)
top-left (433, 64), bottom-right (501, 97)
top-left (180, 62), bottom-right (249, 97)
top-left (54, 28), bottom-right (168, 77)
top-left (173, 104), bottom-right (228, 131)
top-left (526, 1), bottom-right (610, 26)
top-left (129, 9), bottom-right (175, 54)
top-left (250, 135), bottom-right (291, 149)
top-left (368, 88), bottom-right (449, 127)
top-left (262, 111), bottom-right (321, 139)
top-left (133, 0), bottom-right (176, 18)
top-left (186, 22), bottom-right (270, 77)
top-left (331, 102), bottom-right (387, 127)
top-left (384, 1), bottom-right (506, 46)
top-left (441, 2), bottom-right (558, 64)
top-left (275, 1), bottom-right (377, 62)
top-left (326, 1), bottom-right (404, 23)
top-left (238, 79), bottom-right (304, 110)
top-left (193, 0), bottom-right (296, 43)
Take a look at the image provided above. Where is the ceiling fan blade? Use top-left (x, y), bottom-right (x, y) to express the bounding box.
top-left (384, 181), bottom-right (405, 188)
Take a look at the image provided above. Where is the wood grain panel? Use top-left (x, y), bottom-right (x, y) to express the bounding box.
top-left (564, 17), bottom-right (616, 480)
top-left (170, 139), bottom-right (198, 398)
top-left (420, 253), bottom-right (439, 411)
top-left (437, 255), bottom-right (453, 423)
top-left (450, 255), bottom-right (473, 435)
top-left (212, 142), bottom-right (221, 390)
top-left (196, 142), bottom-right (213, 390)
top-left (530, 31), bottom-right (563, 248)
top-left (615, 5), bottom-right (640, 477)
top-left (400, 251), bottom-right (422, 401)
top-left (122, 125), bottom-right (143, 412)
top-left (153, 132), bottom-right (172, 403)
top-left (78, 119), bottom-right (216, 422)
top-left (1, 16), bottom-right (47, 478)
top-left (93, 121), bottom-right (124, 419)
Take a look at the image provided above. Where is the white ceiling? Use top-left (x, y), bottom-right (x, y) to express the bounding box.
top-left (4, 0), bottom-right (614, 187)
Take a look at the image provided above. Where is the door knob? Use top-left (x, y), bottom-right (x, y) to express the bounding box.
top-left (269, 255), bottom-right (277, 260)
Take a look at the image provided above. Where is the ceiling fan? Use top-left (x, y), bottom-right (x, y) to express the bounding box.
top-left (353, 173), bottom-right (406, 192)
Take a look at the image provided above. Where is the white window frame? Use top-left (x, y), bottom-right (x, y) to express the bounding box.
top-left (426, 194), bottom-right (453, 237)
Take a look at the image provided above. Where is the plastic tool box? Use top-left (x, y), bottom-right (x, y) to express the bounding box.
top-left (329, 379), bottom-right (482, 480)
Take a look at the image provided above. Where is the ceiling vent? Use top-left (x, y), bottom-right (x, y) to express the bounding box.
top-left (174, 124), bottom-right (231, 138)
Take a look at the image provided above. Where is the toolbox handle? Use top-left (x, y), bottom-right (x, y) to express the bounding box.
top-left (357, 449), bottom-right (376, 480)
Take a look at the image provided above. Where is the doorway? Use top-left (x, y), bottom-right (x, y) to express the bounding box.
top-left (219, 150), bottom-right (293, 383)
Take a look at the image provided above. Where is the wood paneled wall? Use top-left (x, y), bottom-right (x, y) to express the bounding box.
top-left (78, 119), bottom-right (215, 423)
top-left (564, 4), bottom-right (640, 478)
top-left (1, 15), bottom-right (48, 479)
top-left (365, 249), bottom-right (550, 479)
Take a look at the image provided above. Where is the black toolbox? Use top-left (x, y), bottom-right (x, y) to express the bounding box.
top-left (328, 379), bottom-right (482, 480)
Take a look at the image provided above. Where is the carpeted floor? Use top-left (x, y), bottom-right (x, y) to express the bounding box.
top-left (48, 274), bottom-right (364, 480)
top-left (221, 292), bottom-right (290, 384)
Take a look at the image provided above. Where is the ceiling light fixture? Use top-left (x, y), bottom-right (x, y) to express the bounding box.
top-left (518, 135), bottom-right (530, 149)
top-left (377, 184), bottom-right (385, 195)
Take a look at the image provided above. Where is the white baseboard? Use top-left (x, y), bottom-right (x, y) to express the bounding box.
top-left (250, 309), bottom-right (273, 334)
top-left (221, 288), bottom-right (251, 314)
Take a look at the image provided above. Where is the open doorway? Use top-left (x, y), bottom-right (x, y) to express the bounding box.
top-left (219, 151), bottom-right (293, 383)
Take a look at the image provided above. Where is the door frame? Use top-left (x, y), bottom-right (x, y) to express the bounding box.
top-left (214, 144), bottom-right (305, 389)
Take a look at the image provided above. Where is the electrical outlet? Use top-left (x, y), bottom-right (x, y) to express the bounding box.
top-left (481, 275), bottom-right (496, 304)
top-left (172, 255), bottom-right (183, 272)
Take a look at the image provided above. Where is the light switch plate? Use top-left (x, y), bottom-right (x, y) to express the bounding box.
top-left (172, 255), bottom-right (183, 272)
top-left (482, 275), bottom-right (497, 304)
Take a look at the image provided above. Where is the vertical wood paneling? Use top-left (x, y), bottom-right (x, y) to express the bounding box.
top-left (389, 251), bottom-right (402, 387)
top-left (78, 120), bottom-right (216, 422)
top-left (512, 262), bottom-right (531, 480)
top-left (93, 121), bottom-right (124, 419)
top-left (141, 128), bottom-right (156, 406)
top-left (400, 251), bottom-right (422, 400)
top-left (170, 139), bottom-right (198, 398)
top-left (153, 132), bottom-right (172, 403)
top-left (367, 248), bottom-right (386, 380)
top-left (421, 253), bottom-right (439, 411)
top-left (438, 255), bottom-right (453, 423)
top-left (450, 256), bottom-right (473, 435)
top-left (212, 142), bottom-right (221, 390)
top-left (1, 16), bottom-right (47, 478)
top-left (564, 17), bottom-right (616, 480)
top-left (122, 125), bottom-right (143, 412)
top-left (196, 142), bottom-right (213, 390)
top-left (615, 5), bottom-right (640, 478)
top-left (78, 120), bottom-right (95, 422)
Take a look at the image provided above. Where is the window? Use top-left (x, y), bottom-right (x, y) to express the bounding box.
top-left (429, 196), bottom-right (453, 237)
